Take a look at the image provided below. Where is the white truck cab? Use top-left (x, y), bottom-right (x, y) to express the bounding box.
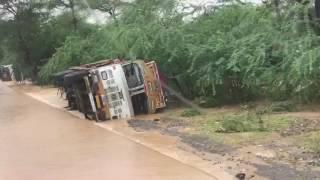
top-left (96, 64), bottom-right (134, 119)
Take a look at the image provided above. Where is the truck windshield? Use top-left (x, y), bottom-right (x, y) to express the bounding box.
top-left (123, 63), bottom-right (144, 89)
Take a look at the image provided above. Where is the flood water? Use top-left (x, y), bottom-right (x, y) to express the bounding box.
top-left (0, 82), bottom-right (216, 180)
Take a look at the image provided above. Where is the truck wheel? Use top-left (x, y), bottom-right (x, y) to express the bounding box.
top-left (143, 97), bottom-right (149, 114)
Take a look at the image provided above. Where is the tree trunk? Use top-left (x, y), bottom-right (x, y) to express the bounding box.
top-left (273, 0), bottom-right (281, 20)
top-left (316, 0), bottom-right (320, 19)
top-left (69, 0), bottom-right (78, 31)
top-left (15, 20), bottom-right (37, 79)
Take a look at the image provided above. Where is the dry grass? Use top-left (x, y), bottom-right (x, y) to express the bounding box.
top-left (297, 131), bottom-right (320, 154)
top-left (162, 106), bottom-right (297, 146)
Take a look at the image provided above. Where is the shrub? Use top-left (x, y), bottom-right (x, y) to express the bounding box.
top-left (269, 101), bottom-right (296, 112)
top-left (198, 96), bottom-right (219, 108)
top-left (306, 133), bottom-right (320, 154)
top-left (181, 109), bottom-right (201, 117)
top-left (218, 112), bottom-right (265, 133)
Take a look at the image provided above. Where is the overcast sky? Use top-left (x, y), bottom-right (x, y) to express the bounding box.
top-left (86, 0), bottom-right (262, 24)
top-left (185, 0), bottom-right (261, 5)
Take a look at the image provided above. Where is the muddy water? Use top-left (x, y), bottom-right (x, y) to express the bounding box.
top-left (0, 82), bottom-right (216, 180)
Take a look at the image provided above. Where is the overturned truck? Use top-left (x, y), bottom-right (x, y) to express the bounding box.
top-left (54, 59), bottom-right (166, 121)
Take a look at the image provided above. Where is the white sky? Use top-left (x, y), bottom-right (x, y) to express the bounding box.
top-left (185, 0), bottom-right (261, 4)
top-left (86, 0), bottom-right (262, 24)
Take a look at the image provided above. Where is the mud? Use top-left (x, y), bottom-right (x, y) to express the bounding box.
top-left (252, 162), bottom-right (320, 180)
top-left (128, 119), bottom-right (233, 155)
top-left (127, 119), bottom-right (160, 131)
top-left (281, 118), bottom-right (320, 137)
top-left (128, 118), bottom-right (320, 180)
top-left (180, 134), bottom-right (233, 154)
top-left (265, 138), bottom-right (320, 169)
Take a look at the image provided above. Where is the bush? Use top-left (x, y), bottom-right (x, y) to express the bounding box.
top-left (306, 133), bottom-right (320, 154)
top-left (181, 109), bottom-right (201, 117)
top-left (198, 96), bottom-right (219, 108)
top-left (218, 112), bottom-right (265, 133)
top-left (269, 101), bottom-right (296, 112)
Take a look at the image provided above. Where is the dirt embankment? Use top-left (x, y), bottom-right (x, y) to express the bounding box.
top-left (128, 115), bottom-right (320, 180)
top-left (128, 118), bottom-right (233, 154)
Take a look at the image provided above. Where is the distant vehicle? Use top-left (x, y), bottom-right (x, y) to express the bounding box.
top-left (0, 65), bottom-right (15, 81)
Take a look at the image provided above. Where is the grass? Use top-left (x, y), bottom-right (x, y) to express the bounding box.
top-left (298, 131), bottom-right (320, 154)
top-left (218, 112), bottom-right (265, 133)
top-left (199, 111), bottom-right (294, 133)
top-left (263, 115), bottom-right (297, 131)
top-left (180, 109), bottom-right (201, 117)
top-left (164, 106), bottom-right (298, 146)
top-left (205, 132), bottom-right (273, 146)
top-left (199, 114), bottom-right (294, 146)
top-left (162, 107), bottom-right (297, 147)
top-left (268, 101), bottom-right (297, 112)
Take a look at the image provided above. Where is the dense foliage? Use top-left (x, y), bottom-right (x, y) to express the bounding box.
top-left (2, 0), bottom-right (320, 104)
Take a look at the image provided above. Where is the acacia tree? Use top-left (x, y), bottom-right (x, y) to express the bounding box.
top-left (0, 0), bottom-right (76, 79)
top-left (54, 0), bottom-right (79, 31)
top-left (89, 0), bottom-right (130, 23)
top-left (0, 1), bottom-right (45, 78)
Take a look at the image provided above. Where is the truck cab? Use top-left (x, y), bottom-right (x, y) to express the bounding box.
top-left (122, 60), bottom-right (166, 115)
top-left (95, 63), bottom-right (134, 120)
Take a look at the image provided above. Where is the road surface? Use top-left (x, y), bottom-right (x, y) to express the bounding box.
top-left (0, 82), bottom-right (216, 180)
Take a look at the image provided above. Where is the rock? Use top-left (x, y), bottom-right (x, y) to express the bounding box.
top-left (212, 161), bottom-right (221, 165)
top-left (248, 174), bottom-right (255, 179)
top-left (153, 118), bottom-right (160, 122)
top-left (235, 173), bottom-right (246, 180)
top-left (255, 151), bottom-right (275, 158)
top-left (308, 160), bottom-right (316, 166)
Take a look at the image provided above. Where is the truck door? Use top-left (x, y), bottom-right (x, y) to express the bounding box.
top-left (97, 64), bottom-right (134, 119)
top-left (146, 61), bottom-right (166, 109)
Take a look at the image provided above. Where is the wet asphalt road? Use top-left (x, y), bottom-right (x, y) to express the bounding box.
top-left (0, 82), bottom-right (216, 180)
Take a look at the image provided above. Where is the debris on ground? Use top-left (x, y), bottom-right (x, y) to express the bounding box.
top-left (127, 118), bottom-right (233, 154)
top-left (252, 161), bottom-right (320, 180)
top-left (281, 119), bottom-right (320, 136)
top-left (127, 114), bottom-right (320, 179)
top-left (235, 172), bottom-right (246, 180)
top-left (127, 119), bottom-right (160, 132)
top-left (179, 134), bottom-right (233, 154)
